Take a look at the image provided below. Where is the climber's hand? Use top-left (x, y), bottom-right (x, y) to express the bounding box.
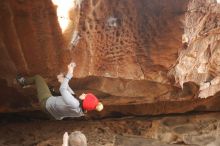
top-left (57, 73), bottom-right (64, 83)
top-left (62, 132), bottom-right (69, 146)
top-left (68, 62), bottom-right (76, 75)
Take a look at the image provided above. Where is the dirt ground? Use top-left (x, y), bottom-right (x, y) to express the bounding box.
top-left (1, 112), bottom-right (220, 146)
top-left (0, 112), bottom-right (153, 146)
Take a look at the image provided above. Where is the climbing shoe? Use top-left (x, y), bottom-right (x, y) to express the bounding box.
top-left (49, 85), bottom-right (61, 96)
top-left (16, 74), bottom-right (27, 88)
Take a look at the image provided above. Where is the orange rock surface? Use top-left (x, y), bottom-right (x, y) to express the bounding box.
top-left (1, 0), bottom-right (220, 117)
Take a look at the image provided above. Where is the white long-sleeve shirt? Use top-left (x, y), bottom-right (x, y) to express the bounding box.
top-left (67, 85), bottom-right (75, 95)
top-left (46, 73), bottom-right (84, 120)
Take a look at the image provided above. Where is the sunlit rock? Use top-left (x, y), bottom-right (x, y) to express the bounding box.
top-left (170, 0), bottom-right (220, 99)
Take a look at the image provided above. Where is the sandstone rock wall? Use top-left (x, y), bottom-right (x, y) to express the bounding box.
top-left (0, 0), bottom-right (187, 84)
top-left (2, 0), bottom-right (220, 118)
top-left (0, 0), bottom-right (69, 82)
top-left (71, 0), bottom-right (187, 82)
top-left (0, 0), bottom-right (70, 112)
top-left (170, 0), bottom-right (220, 98)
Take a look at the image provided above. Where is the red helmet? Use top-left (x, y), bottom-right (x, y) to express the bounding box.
top-left (82, 93), bottom-right (99, 111)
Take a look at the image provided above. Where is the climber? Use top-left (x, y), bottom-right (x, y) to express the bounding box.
top-left (62, 131), bottom-right (87, 146)
top-left (16, 62), bottom-right (104, 120)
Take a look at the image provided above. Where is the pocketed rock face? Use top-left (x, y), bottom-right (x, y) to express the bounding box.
top-left (71, 0), bottom-right (187, 82)
top-left (3, 0), bottom-right (220, 117)
top-left (0, 0), bottom-right (191, 115)
top-left (170, 0), bottom-right (220, 99)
